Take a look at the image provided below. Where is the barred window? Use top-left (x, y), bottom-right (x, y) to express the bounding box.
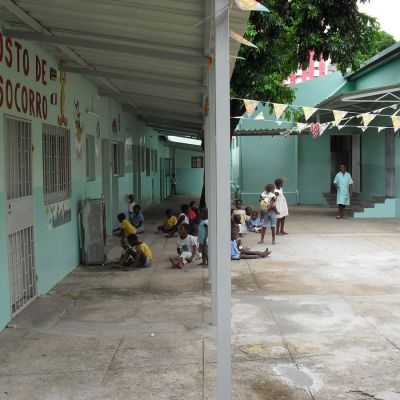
top-left (42, 124), bottom-right (71, 204)
top-left (112, 142), bottom-right (124, 176)
top-left (191, 156), bottom-right (204, 168)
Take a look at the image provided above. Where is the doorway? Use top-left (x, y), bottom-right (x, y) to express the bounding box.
top-left (330, 135), bottom-right (360, 193)
top-left (4, 116), bottom-right (36, 315)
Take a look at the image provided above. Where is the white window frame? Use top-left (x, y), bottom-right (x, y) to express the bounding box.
top-left (42, 124), bottom-right (71, 204)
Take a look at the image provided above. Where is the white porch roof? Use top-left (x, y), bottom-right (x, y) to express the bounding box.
top-left (0, 0), bottom-right (249, 137)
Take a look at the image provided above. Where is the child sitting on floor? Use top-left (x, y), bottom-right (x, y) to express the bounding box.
top-left (231, 231), bottom-right (271, 260)
top-left (166, 204), bottom-right (190, 237)
top-left (112, 241), bottom-right (136, 268)
top-left (156, 209), bottom-right (177, 233)
top-left (169, 224), bottom-right (198, 269)
top-left (233, 200), bottom-right (247, 234)
top-left (248, 211), bottom-right (262, 233)
top-left (131, 204), bottom-right (144, 233)
top-left (126, 234), bottom-right (153, 269)
top-left (114, 213), bottom-right (136, 247)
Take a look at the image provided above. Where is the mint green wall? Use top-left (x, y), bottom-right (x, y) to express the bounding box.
top-left (360, 132), bottom-right (386, 198)
top-left (0, 34), bottom-right (173, 331)
top-left (298, 134), bottom-right (331, 204)
top-left (238, 136), bottom-right (298, 205)
top-left (348, 58), bottom-right (400, 92)
top-left (175, 148), bottom-right (204, 194)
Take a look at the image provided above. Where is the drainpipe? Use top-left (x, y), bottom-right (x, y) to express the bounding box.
top-left (295, 135), bottom-right (300, 204)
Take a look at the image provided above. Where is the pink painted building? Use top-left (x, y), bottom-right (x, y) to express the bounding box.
top-left (285, 51), bottom-right (334, 86)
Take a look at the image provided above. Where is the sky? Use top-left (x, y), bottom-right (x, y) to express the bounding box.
top-left (358, 0), bottom-right (400, 40)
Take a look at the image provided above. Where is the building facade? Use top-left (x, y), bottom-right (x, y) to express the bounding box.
top-left (0, 33), bottom-right (203, 331)
top-left (233, 44), bottom-right (400, 217)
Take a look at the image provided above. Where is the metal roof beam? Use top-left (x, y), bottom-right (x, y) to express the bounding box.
top-left (3, 28), bottom-right (207, 65)
top-left (0, 1), bottom-right (144, 116)
top-left (62, 65), bottom-right (206, 93)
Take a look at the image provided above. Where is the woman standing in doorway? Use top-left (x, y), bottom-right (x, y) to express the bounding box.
top-left (275, 178), bottom-right (289, 235)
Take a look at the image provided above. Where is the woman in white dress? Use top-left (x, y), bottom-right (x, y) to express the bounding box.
top-left (274, 178), bottom-right (289, 235)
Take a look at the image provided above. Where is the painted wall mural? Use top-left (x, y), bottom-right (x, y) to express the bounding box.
top-left (57, 67), bottom-right (68, 126)
top-left (74, 99), bottom-right (84, 160)
top-left (46, 199), bottom-right (72, 231)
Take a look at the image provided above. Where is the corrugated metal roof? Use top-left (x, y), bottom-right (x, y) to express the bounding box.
top-left (0, 0), bottom-right (249, 136)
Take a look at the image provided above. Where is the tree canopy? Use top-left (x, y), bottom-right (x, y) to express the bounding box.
top-left (231, 0), bottom-right (395, 107)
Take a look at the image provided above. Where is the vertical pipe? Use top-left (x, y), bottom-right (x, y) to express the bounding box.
top-left (214, 0), bottom-right (231, 398)
top-left (295, 135), bottom-right (300, 204)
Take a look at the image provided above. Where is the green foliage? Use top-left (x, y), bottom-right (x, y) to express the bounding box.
top-left (231, 0), bottom-right (394, 111)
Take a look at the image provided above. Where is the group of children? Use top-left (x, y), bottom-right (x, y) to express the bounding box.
top-left (230, 178), bottom-right (289, 260)
top-left (163, 202), bottom-right (208, 270)
top-left (112, 179), bottom-right (288, 269)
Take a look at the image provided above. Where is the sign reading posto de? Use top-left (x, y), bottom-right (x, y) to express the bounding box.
top-left (0, 33), bottom-right (49, 120)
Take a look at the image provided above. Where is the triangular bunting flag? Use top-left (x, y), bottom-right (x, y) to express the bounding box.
top-left (254, 111), bottom-right (264, 120)
top-left (377, 127), bottom-right (385, 133)
top-left (390, 105), bottom-right (398, 110)
top-left (243, 99), bottom-right (259, 117)
top-left (230, 30), bottom-right (257, 48)
top-left (273, 103), bottom-right (287, 119)
top-left (333, 110), bottom-right (348, 125)
top-left (360, 126), bottom-right (368, 132)
top-left (392, 115), bottom-right (400, 131)
top-left (303, 107), bottom-right (318, 121)
top-left (297, 123), bottom-right (308, 132)
top-left (310, 122), bottom-right (320, 138)
top-left (235, 0), bottom-right (269, 12)
top-left (337, 125), bottom-right (343, 130)
top-left (276, 121), bottom-right (283, 126)
top-left (362, 113), bottom-right (376, 126)
top-left (319, 123), bottom-right (329, 136)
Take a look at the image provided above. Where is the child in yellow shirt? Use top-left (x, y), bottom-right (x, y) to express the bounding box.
top-left (127, 234), bottom-right (153, 268)
top-left (156, 209), bottom-right (177, 234)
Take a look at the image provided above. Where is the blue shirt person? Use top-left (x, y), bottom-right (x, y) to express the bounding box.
top-left (333, 163), bottom-right (353, 219)
top-left (131, 204), bottom-right (145, 233)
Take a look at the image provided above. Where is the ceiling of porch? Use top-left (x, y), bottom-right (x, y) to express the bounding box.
top-left (0, 0), bottom-right (249, 137)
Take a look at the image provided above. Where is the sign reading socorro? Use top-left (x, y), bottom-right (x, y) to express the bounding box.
top-left (0, 32), bottom-right (49, 120)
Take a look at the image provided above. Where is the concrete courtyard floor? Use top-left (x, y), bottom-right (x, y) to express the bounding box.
top-left (1, 199), bottom-right (400, 400)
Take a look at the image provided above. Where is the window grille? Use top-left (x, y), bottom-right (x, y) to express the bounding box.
top-left (191, 156), bottom-right (204, 168)
top-left (42, 124), bottom-right (71, 204)
top-left (111, 142), bottom-right (124, 176)
top-left (86, 135), bottom-right (96, 181)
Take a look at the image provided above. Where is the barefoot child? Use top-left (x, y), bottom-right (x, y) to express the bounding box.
top-left (127, 234), bottom-right (153, 269)
top-left (231, 231), bottom-right (271, 260)
top-left (259, 184), bottom-right (279, 245)
top-left (169, 224), bottom-right (198, 269)
top-left (112, 241), bottom-right (136, 268)
top-left (275, 178), bottom-right (289, 235)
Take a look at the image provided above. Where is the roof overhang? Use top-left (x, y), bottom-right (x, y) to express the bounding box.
top-left (316, 84), bottom-right (400, 123)
top-left (0, 0), bottom-right (249, 137)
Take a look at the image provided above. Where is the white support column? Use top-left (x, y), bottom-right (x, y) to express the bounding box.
top-left (208, 62), bottom-right (218, 325)
top-left (213, 0), bottom-right (231, 398)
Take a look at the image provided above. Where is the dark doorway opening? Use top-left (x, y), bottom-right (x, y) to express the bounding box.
top-left (330, 135), bottom-right (361, 193)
